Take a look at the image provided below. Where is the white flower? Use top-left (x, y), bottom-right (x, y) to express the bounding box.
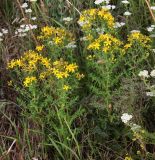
top-left (124, 11), bottom-right (132, 16)
top-left (31, 25), bottom-right (38, 29)
top-left (151, 25), bottom-right (155, 28)
top-left (121, 0), bottom-right (130, 4)
top-left (20, 24), bottom-right (26, 28)
top-left (94, 0), bottom-right (109, 5)
top-left (138, 70), bottom-right (149, 78)
top-left (80, 37), bottom-right (87, 41)
top-left (63, 17), bottom-right (73, 22)
top-left (146, 92), bottom-right (155, 97)
top-left (25, 8), bottom-right (32, 13)
top-left (31, 17), bottom-right (37, 20)
top-left (65, 41), bottom-right (77, 48)
top-left (131, 124), bottom-right (141, 131)
top-left (121, 113), bottom-right (132, 124)
top-left (102, 5), bottom-right (116, 10)
top-left (130, 30), bottom-right (140, 33)
top-left (2, 29), bottom-right (8, 34)
top-left (18, 33), bottom-right (27, 37)
top-left (150, 6), bottom-right (155, 10)
top-left (150, 70), bottom-right (155, 77)
top-left (96, 28), bottom-right (105, 34)
top-left (94, 0), bottom-right (104, 4)
top-left (0, 32), bottom-right (3, 36)
top-left (21, 3), bottom-right (28, 8)
top-left (120, 22), bottom-right (125, 26)
top-left (0, 38), bottom-right (3, 41)
top-left (147, 27), bottom-right (154, 32)
top-left (114, 22), bottom-right (125, 28)
top-left (152, 49), bottom-right (155, 53)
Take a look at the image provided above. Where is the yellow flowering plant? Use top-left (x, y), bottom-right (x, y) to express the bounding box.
top-left (76, 8), bottom-right (155, 158)
top-left (37, 26), bottom-right (76, 61)
top-left (123, 31), bottom-right (152, 76)
top-left (7, 26), bottom-right (84, 159)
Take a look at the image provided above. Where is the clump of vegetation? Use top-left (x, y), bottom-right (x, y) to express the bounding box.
top-left (1, 0), bottom-right (155, 159)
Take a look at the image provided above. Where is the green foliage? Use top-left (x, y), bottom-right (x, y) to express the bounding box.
top-left (1, 0), bottom-right (155, 159)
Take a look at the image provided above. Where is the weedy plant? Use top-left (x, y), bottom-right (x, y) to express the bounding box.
top-left (7, 25), bottom-right (84, 159)
top-left (1, 0), bottom-right (155, 159)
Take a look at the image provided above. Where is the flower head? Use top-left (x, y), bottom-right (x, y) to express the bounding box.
top-left (21, 2), bottom-right (28, 8)
top-left (121, 113), bottom-right (132, 124)
top-left (138, 70), bottom-right (149, 78)
top-left (124, 11), bottom-right (132, 16)
top-left (121, 0), bottom-right (130, 4)
top-left (150, 70), bottom-right (155, 77)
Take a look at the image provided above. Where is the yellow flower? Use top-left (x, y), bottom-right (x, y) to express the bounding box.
top-left (124, 43), bottom-right (132, 49)
top-left (23, 76), bottom-right (37, 87)
top-left (63, 85), bottom-right (70, 91)
top-left (7, 59), bottom-right (23, 69)
top-left (102, 46), bottom-right (109, 53)
top-left (65, 63), bottom-right (78, 73)
top-left (87, 42), bottom-right (100, 50)
top-left (76, 73), bottom-right (85, 80)
top-left (53, 37), bottom-right (63, 45)
top-left (36, 45), bottom-right (44, 52)
top-left (8, 80), bottom-right (13, 86)
top-left (124, 156), bottom-right (133, 160)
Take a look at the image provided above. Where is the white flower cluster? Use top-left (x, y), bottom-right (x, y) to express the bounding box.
top-left (114, 22), bottom-right (125, 28)
top-left (80, 36), bottom-right (88, 41)
top-left (96, 27), bottom-right (105, 34)
top-left (63, 17), bottom-right (73, 22)
top-left (130, 30), bottom-right (140, 33)
top-left (146, 92), bottom-right (155, 97)
top-left (138, 70), bottom-right (149, 78)
top-left (0, 28), bottom-right (8, 42)
top-left (139, 69), bottom-right (155, 97)
top-left (138, 69), bottom-right (155, 78)
top-left (121, 113), bottom-right (132, 124)
top-left (121, 113), bottom-right (142, 133)
top-left (94, 0), bottom-right (110, 5)
top-left (102, 5), bottom-right (116, 10)
top-left (124, 11), bottom-right (132, 16)
top-left (65, 41), bottom-right (77, 48)
top-left (147, 25), bottom-right (155, 32)
top-left (20, 2), bottom-right (33, 13)
top-left (121, 0), bottom-right (130, 4)
top-left (150, 6), bottom-right (155, 10)
top-left (15, 24), bottom-right (37, 37)
top-left (131, 124), bottom-right (141, 132)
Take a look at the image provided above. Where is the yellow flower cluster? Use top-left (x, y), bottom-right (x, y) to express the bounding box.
top-left (87, 34), bottom-right (122, 53)
top-left (78, 8), bottom-right (115, 31)
top-left (37, 26), bottom-right (74, 46)
top-left (124, 32), bottom-right (151, 49)
top-left (124, 156), bottom-right (133, 160)
top-left (23, 76), bottom-right (37, 87)
top-left (63, 85), bottom-right (70, 91)
top-left (52, 59), bottom-right (78, 79)
top-left (36, 45), bottom-right (44, 52)
top-left (7, 50), bottom-right (51, 71)
top-left (8, 51), bottom-right (84, 87)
